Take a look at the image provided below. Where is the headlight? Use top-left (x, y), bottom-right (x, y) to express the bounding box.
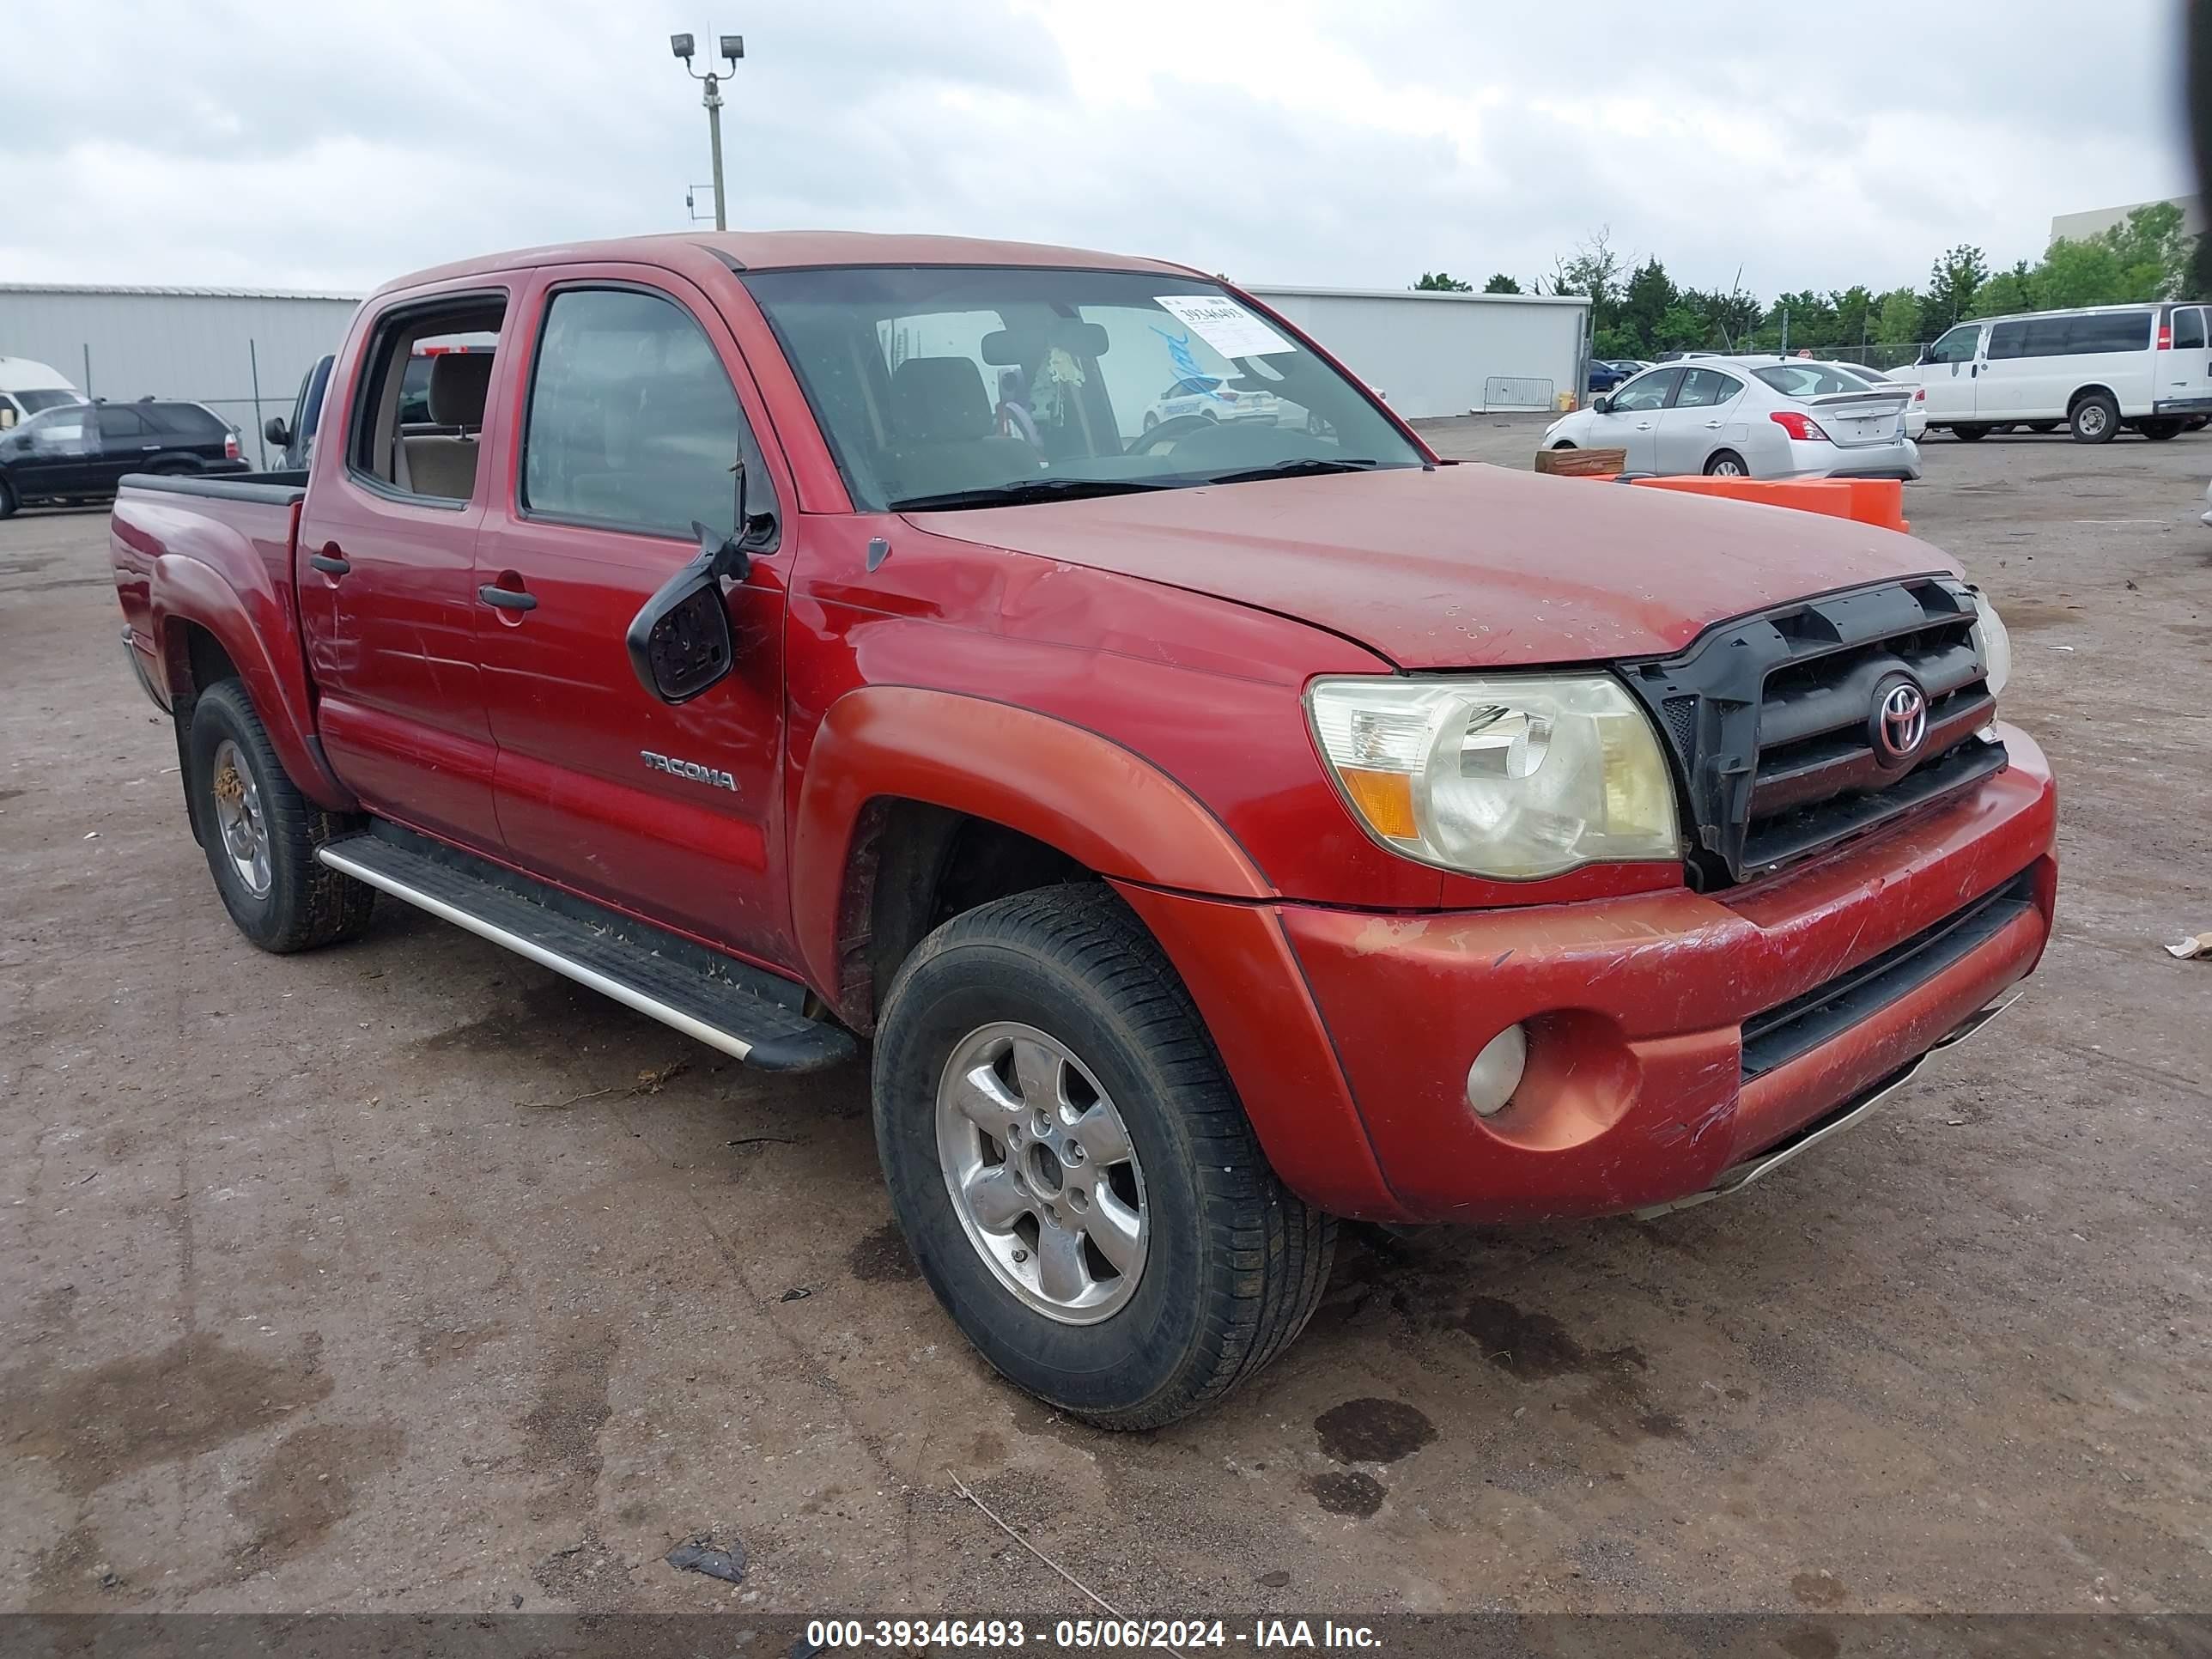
top-left (1307, 675), bottom-right (1681, 878)
top-left (1967, 591), bottom-right (2010, 697)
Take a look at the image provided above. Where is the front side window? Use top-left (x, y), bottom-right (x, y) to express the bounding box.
top-left (1609, 368), bottom-right (1680, 412)
top-left (744, 265), bottom-right (1423, 511)
top-left (521, 286), bottom-right (754, 540)
top-left (1927, 325), bottom-right (1980, 365)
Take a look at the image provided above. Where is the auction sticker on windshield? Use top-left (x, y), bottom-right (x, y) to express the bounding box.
top-left (1154, 294), bottom-right (1294, 358)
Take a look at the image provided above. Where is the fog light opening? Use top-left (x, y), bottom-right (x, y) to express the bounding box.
top-left (1466, 1024), bottom-right (1529, 1118)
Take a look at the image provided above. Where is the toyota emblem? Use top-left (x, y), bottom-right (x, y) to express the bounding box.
top-left (1870, 676), bottom-right (1928, 765)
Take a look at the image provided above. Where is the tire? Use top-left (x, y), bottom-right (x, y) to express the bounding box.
top-left (1704, 450), bottom-right (1749, 477)
top-left (185, 679), bottom-right (374, 953)
top-left (2027, 421), bottom-right (2060, 433)
top-left (2140, 418), bottom-right (2183, 441)
top-left (1952, 424), bottom-right (1988, 441)
top-left (2069, 391), bottom-right (2120, 444)
top-left (1140, 411), bottom-right (1158, 432)
top-left (872, 885), bottom-right (1334, 1430)
top-left (0, 477), bottom-right (15, 519)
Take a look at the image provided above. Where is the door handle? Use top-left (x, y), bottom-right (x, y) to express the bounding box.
top-left (1703, 420), bottom-right (1723, 429)
top-left (141, 443), bottom-right (161, 452)
top-left (1635, 421), bottom-right (1653, 430)
top-left (309, 545), bottom-right (350, 575)
top-left (478, 584), bottom-right (538, 612)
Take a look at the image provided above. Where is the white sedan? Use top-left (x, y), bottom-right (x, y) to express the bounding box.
top-left (1139, 374), bottom-right (1283, 433)
top-left (1541, 357), bottom-right (1919, 481)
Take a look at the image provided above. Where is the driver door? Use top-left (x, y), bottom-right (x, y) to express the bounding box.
top-left (472, 266), bottom-right (798, 964)
top-left (1919, 324), bottom-right (1984, 422)
top-left (1594, 367), bottom-right (1679, 472)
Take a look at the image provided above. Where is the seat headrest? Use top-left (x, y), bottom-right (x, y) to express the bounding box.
top-left (890, 356), bottom-right (990, 444)
top-left (427, 352), bottom-right (495, 427)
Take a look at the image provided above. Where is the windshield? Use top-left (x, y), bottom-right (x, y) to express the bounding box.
top-left (14, 387), bottom-right (86, 415)
top-left (744, 265), bottom-right (1424, 511)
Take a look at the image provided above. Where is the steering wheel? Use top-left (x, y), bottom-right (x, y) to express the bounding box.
top-left (1127, 413), bottom-right (1218, 455)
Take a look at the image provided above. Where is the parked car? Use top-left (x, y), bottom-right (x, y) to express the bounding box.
top-left (0, 354), bottom-right (88, 428)
top-left (264, 353), bottom-right (336, 471)
top-left (0, 398), bottom-right (242, 515)
top-left (1884, 303), bottom-right (2209, 442)
top-left (1587, 360), bottom-right (1632, 395)
top-left (109, 232), bottom-right (2051, 1427)
top-left (1767, 360), bottom-right (1928, 441)
top-left (1541, 356), bottom-right (1920, 479)
top-left (1139, 373), bottom-right (1281, 431)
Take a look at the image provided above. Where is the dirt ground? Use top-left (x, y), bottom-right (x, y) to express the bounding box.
top-left (3, 421), bottom-right (2207, 1617)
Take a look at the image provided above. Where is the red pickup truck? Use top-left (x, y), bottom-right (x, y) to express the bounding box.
top-left (110, 232), bottom-right (2056, 1427)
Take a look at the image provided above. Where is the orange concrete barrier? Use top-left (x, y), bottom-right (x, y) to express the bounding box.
top-left (1621, 474), bottom-right (1909, 533)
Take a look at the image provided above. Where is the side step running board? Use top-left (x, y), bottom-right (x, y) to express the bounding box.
top-left (319, 826), bottom-right (856, 1073)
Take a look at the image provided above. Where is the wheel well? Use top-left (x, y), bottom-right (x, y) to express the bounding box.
top-left (164, 620), bottom-right (239, 700)
top-left (839, 799), bottom-right (1097, 1033)
top-left (2068, 383), bottom-right (2118, 412)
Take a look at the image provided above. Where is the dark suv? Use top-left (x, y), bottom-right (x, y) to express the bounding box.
top-left (0, 399), bottom-right (246, 516)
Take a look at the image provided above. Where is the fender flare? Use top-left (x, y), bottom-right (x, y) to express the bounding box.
top-left (789, 685), bottom-right (1271, 1002)
top-left (150, 555), bottom-right (354, 810)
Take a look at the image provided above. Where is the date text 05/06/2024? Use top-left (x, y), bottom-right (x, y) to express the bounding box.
top-left (801, 1620), bottom-right (1384, 1650)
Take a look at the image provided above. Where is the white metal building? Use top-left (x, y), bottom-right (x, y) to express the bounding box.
top-left (0, 283), bottom-right (361, 465)
top-left (1243, 285), bottom-right (1592, 418)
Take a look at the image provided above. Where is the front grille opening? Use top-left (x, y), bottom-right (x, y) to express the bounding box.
top-left (1739, 868), bottom-right (2037, 1081)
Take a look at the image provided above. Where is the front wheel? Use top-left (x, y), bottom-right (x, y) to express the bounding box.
top-left (872, 886), bottom-right (1334, 1429)
top-left (2027, 421), bottom-right (2061, 433)
top-left (2069, 392), bottom-right (2120, 444)
top-left (0, 477), bottom-right (16, 519)
top-left (1704, 450), bottom-right (1749, 477)
top-left (186, 680), bottom-right (374, 952)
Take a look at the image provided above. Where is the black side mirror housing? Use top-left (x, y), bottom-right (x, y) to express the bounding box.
top-left (627, 520), bottom-right (749, 704)
top-left (1590, 395), bottom-right (1613, 414)
top-left (264, 416), bottom-right (290, 447)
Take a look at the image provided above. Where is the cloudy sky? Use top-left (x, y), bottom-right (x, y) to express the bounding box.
top-left (2, 0), bottom-right (2192, 301)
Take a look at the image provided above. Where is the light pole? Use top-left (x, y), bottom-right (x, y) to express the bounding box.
top-left (670, 31), bottom-right (744, 232)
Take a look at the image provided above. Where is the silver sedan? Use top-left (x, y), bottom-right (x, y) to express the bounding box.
top-left (1542, 356), bottom-right (1920, 480)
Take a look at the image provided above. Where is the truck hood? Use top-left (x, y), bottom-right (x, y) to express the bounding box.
top-left (910, 463), bottom-right (1956, 669)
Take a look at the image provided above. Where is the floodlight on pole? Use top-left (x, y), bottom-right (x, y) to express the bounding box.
top-left (672, 27), bottom-right (744, 232)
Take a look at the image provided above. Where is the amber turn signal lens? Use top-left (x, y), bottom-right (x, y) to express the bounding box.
top-left (1337, 767), bottom-right (1417, 840)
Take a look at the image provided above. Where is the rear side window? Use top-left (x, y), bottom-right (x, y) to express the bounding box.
top-left (143, 403), bottom-right (225, 437)
top-left (1674, 368), bottom-right (1743, 408)
top-left (2064, 311), bottom-right (2153, 354)
top-left (2175, 308), bottom-right (2208, 350)
top-left (520, 286), bottom-right (763, 541)
top-left (96, 406), bottom-right (150, 440)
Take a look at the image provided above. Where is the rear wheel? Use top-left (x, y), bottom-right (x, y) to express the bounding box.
top-left (2069, 391), bottom-right (2120, 444)
top-left (1704, 450), bottom-right (1748, 477)
top-left (2140, 417), bottom-right (2184, 441)
top-left (0, 477), bottom-right (15, 519)
top-left (872, 885), bottom-right (1334, 1429)
top-left (2027, 421), bottom-right (2061, 433)
top-left (185, 680), bottom-right (374, 952)
top-left (1952, 424), bottom-right (1988, 441)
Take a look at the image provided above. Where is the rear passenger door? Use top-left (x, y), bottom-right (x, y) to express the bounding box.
top-left (1653, 366), bottom-right (1747, 474)
top-left (472, 267), bottom-right (795, 963)
top-left (94, 405), bottom-right (162, 490)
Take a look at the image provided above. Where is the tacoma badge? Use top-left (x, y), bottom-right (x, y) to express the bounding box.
top-left (641, 750), bottom-right (737, 791)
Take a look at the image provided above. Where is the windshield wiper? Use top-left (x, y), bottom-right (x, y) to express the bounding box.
top-left (1200, 458), bottom-right (1385, 486)
top-left (890, 477), bottom-right (1172, 512)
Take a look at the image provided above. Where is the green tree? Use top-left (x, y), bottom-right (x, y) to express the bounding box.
top-left (1655, 303), bottom-right (1711, 352)
top-left (2035, 238), bottom-right (2126, 308)
top-left (1616, 257), bottom-right (1680, 358)
top-left (2099, 202), bottom-right (2191, 298)
top-left (1967, 261), bottom-right (2037, 319)
top-left (1830, 285), bottom-right (1875, 356)
top-left (1413, 271), bottom-right (1474, 291)
top-left (1482, 272), bottom-right (1522, 294)
top-left (1921, 244), bottom-right (1990, 336)
top-left (1875, 289), bottom-right (1921, 346)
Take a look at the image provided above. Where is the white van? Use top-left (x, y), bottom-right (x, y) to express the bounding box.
top-left (0, 356), bottom-right (89, 429)
top-left (1891, 303), bottom-right (2210, 443)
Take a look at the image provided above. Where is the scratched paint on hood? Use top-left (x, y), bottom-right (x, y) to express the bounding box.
top-left (909, 462), bottom-right (1956, 671)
